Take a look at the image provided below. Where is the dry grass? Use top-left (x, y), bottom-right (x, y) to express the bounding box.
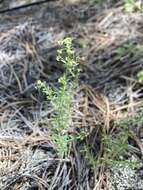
top-left (0, 0), bottom-right (143, 189)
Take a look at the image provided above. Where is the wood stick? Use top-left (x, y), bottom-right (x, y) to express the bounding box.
top-left (0, 0), bottom-right (58, 14)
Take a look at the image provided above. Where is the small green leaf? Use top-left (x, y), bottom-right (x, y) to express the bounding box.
top-left (137, 70), bottom-right (143, 82)
top-left (124, 0), bottom-right (136, 12)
